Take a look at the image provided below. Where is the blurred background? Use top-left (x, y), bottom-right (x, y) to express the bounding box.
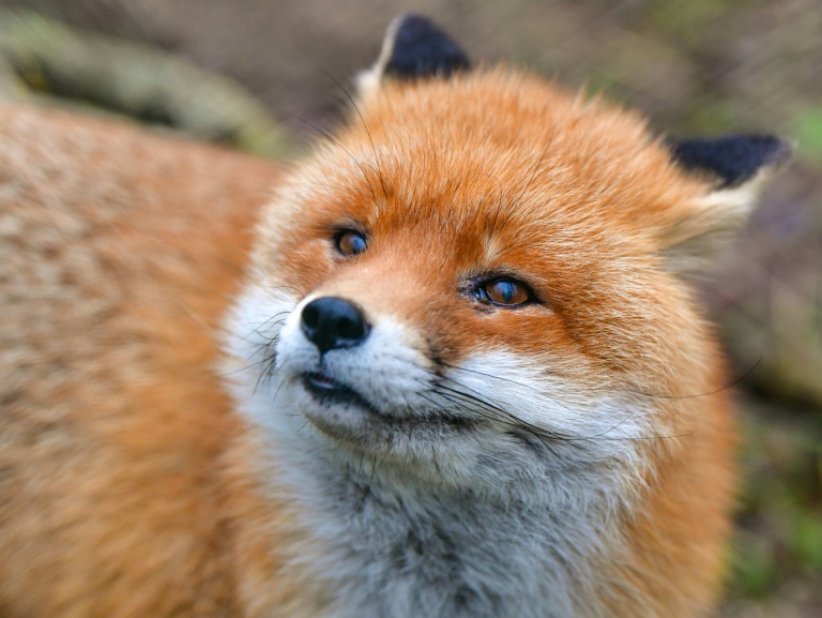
top-left (0, 0), bottom-right (819, 615)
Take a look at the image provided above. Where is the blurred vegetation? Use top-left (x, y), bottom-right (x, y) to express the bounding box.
top-left (0, 8), bottom-right (290, 156)
top-left (0, 0), bottom-right (819, 614)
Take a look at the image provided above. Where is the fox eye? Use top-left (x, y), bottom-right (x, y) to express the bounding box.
top-left (476, 278), bottom-right (533, 307)
top-left (334, 230), bottom-right (367, 257)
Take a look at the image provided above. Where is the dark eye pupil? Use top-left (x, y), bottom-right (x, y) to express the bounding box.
top-left (352, 236), bottom-right (366, 253)
top-left (496, 281), bottom-right (514, 302)
top-left (337, 231), bottom-right (367, 256)
top-left (479, 277), bottom-right (530, 306)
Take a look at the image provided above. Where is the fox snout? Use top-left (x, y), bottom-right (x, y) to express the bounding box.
top-left (300, 296), bottom-right (371, 353)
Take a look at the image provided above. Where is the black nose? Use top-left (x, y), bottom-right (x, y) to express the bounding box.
top-left (300, 296), bottom-right (370, 353)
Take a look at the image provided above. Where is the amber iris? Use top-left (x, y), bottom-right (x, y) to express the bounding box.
top-left (335, 230), bottom-right (367, 256)
top-left (482, 278), bottom-right (531, 306)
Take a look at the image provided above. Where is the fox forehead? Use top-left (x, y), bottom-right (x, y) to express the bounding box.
top-left (280, 68), bottom-right (706, 256)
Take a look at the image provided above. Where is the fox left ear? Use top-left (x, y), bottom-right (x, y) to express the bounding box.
top-left (669, 134), bottom-right (791, 190)
top-left (357, 14), bottom-right (471, 97)
top-left (663, 133), bottom-right (791, 273)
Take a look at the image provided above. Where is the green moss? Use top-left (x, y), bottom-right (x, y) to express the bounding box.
top-left (729, 534), bottom-right (779, 598)
top-left (793, 108), bottom-right (822, 163)
top-left (0, 9), bottom-right (291, 158)
top-left (792, 512), bottom-right (822, 573)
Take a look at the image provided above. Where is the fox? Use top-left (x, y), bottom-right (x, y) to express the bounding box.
top-left (0, 14), bottom-right (790, 618)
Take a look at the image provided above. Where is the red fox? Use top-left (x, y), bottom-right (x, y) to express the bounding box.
top-left (0, 14), bottom-right (789, 618)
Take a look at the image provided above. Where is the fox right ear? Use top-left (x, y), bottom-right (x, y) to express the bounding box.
top-left (357, 14), bottom-right (471, 97)
top-left (661, 134), bottom-right (791, 274)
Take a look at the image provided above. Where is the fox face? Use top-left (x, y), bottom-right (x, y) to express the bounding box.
top-left (229, 17), bottom-right (784, 491)
top-left (224, 15), bottom-right (787, 616)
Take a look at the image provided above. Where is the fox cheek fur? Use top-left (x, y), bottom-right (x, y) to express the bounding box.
top-left (222, 14), bottom-right (789, 618)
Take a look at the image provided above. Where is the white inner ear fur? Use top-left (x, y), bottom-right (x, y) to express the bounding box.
top-left (355, 14), bottom-right (404, 100)
top-left (663, 170), bottom-right (773, 275)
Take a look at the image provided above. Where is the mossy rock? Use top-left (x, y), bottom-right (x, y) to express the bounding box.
top-left (0, 9), bottom-right (290, 158)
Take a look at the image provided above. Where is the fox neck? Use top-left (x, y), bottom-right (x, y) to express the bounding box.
top-left (264, 396), bottom-right (632, 618)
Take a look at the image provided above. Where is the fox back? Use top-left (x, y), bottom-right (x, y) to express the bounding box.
top-left (0, 104), bottom-right (283, 615)
top-left (0, 15), bottom-right (788, 618)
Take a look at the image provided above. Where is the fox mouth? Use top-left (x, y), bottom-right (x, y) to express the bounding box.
top-left (298, 371), bottom-right (475, 440)
top-left (301, 371), bottom-right (377, 413)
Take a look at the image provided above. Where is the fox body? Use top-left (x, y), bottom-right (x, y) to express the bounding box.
top-left (0, 15), bottom-right (787, 618)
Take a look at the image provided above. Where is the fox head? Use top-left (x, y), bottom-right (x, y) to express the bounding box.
top-left (226, 15), bottom-right (787, 497)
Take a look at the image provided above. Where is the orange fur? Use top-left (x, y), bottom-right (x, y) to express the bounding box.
top-left (0, 104), bottom-right (280, 615)
top-left (244, 68), bottom-right (740, 615)
top-left (0, 54), bottom-right (765, 615)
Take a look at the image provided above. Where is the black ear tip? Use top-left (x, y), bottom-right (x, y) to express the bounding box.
top-left (732, 134), bottom-right (792, 165)
top-left (390, 13), bottom-right (458, 49)
top-left (391, 13), bottom-right (438, 34)
top-left (761, 135), bottom-right (793, 165)
top-left (668, 133), bottom-right (792, 188)
top-left (383, 13), bottom-right (470, 80)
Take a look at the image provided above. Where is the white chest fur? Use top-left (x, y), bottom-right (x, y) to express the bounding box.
top-left (276, 429), bottom-right (627, 618)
